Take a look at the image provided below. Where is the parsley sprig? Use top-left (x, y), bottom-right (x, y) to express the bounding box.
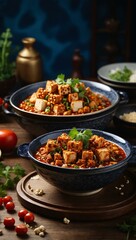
top-left (68, 127), bottom-right (93, 149)
top-left (0, 162), bottom-right (25, 196)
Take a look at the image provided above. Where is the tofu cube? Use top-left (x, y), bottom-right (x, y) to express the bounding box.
top-left (58, 84), bottom-right (71, 95)
top-left (85, 87), bottom-right (92, 95)
top-left (45, 139), bottom-right (58, 152)
top-left (45, 80), bottom-right (58, 93)
top-left (46, 80), bottom-right (58, 93)
top-left (48, 94), bottom-right (62, 104)
top-left (76, 82), bottom-right (86, 90)
top-left (36, 88), bottom-right (47, 99)
top-left (63, 150), bottom-right (77, 164)
top-left (89, 101), bottom-right (98, 109)
top-left (87, 159), bottom-right (96, 168)
top-left (29, 92), bottom-right (37, 103)
top-left (53, 104), bottom-right (65, 115)
top-left (71, 100), bottom-right (83, 112)
top-left (82, 150), bottom-right (94, 160)
top-left (34, 99), bottom-right (47, 111)
top-left (95, 148), bottom-right (110, 162)
top-left (89, 135), bottom-right (105, 148)
top-left (68, 93), bottom-right (78, 102)
top-left (67, 140), bottom-right (83, 153)
top-left (57, 133), bottom-right (70, 147)
top-left (54, 153), bottom-right (62, 161)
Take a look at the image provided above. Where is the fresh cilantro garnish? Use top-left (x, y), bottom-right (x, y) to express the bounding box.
top-left (68, 127), bottom-right (79, 139)
top-left (56, 74), bottom-right (66, 84)
top-left (67, 78), bottom-right (89, 102)
top-left (0, 162), bottom-right (25, 196)
top-left (56, 75), bottom-right (80, 91)
top-left (66, 78), bottom-right (80, 92)
top-left (74, 165), bottom-right (79, 169)
top-left (45, 95), bottom-right (49, 100)
top-left (78, 89), bottom-right (89, 104)
top-left (50, 147), bottom-right (62, 156)
top-left (69, 128), bottom-right (93, 149)
top-left (109, 66), bottom-right (132, 82)
top-left (45, 106), bottom-right (51, 113)
top-left (62, 97), bottom-right (71, 110)
top-left (78, 90), bottom-right (85, 98)
top-left (55, 74), bottom-right (90, 104)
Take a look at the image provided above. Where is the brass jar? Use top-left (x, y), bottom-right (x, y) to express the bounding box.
top-left (16, 37), bottom-right (43, 85)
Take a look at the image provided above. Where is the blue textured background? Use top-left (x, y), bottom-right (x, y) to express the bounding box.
top-left (0, 0), bottom-right (135, 79)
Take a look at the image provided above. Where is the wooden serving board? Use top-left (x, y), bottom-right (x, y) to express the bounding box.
top-left (16, 170), bottom-right (136, 221)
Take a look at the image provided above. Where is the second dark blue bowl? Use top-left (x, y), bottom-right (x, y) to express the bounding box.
top-left (27, 128), bottom-right (134, 196)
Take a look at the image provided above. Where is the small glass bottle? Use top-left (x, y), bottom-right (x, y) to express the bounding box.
top-left (16, 37), bottom-right (43, 85)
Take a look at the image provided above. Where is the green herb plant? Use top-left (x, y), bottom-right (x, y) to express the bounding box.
top-left (0, 28), bottom-right (16, 81)
top-left (0, 162), bottom-right (25, 196)
top-left (118, 215), bottom-right (136, 240)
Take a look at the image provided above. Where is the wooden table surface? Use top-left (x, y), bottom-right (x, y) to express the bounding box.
top-left (0, 111), bottom-right (136, 240)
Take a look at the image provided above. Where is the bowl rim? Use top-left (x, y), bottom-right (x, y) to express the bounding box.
top-left (98, 77), bottom-right (136, 90)
top-left (10, 80), bottom-right (119, 119)
top-left (28, 128), bottom-right (132, 173)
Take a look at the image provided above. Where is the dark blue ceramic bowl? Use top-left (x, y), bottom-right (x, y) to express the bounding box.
top-left (7, 80), bottom-right (121, 136)
top-left (26, 128), bottom-right (134, 196)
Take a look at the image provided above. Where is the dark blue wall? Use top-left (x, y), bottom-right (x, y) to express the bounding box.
top-left (0, 0), bottom-right (135, 79)
top-left (0, 0), bottom-right (92, 79)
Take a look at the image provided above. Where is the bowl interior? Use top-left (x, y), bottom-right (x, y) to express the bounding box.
top-left (115, 104), bottom-right (136, 120)
top-left (29, 128), bottom-right (131, 172)
top-left (113, 104), bottom-right (136, 135)
top-left (10, 80), bottom-right (119, 119)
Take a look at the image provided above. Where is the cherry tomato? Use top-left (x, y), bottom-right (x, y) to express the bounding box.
top-left (0, 197), bottom-right (3, 207)
top-left (4, 102), bottom-right (9, 109)
top-left (0, 97), bottom-right (3, 105)
top-left (24, 212), bottom-right (35, 224)
top-left (0, 129), bottom-right (17, 153)
top-left (18, 209), bottom-right (28, 219)
top-left (3, 217), bottom-right (15, 227)
top-left (5, 201), bottom-right (15, 211)
top-left (15, 224), bottom-right (28, 235)
top-left (3, 195), bottom-right (13, 206)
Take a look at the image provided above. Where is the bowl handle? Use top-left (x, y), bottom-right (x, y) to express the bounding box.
top-left (17, 143), bottom-right (30, 158)
top-left (128, 145), bottom-right (136, 166)
top-left (2, 95), bottom-right (17, 116)
top-left (117, 90), bottom-right (129, 104)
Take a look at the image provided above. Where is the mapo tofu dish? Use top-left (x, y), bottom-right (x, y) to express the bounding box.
top-left (34, 128), bottom-right (126, 169)
top-left (19, 74), bottom-right (111, 116)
